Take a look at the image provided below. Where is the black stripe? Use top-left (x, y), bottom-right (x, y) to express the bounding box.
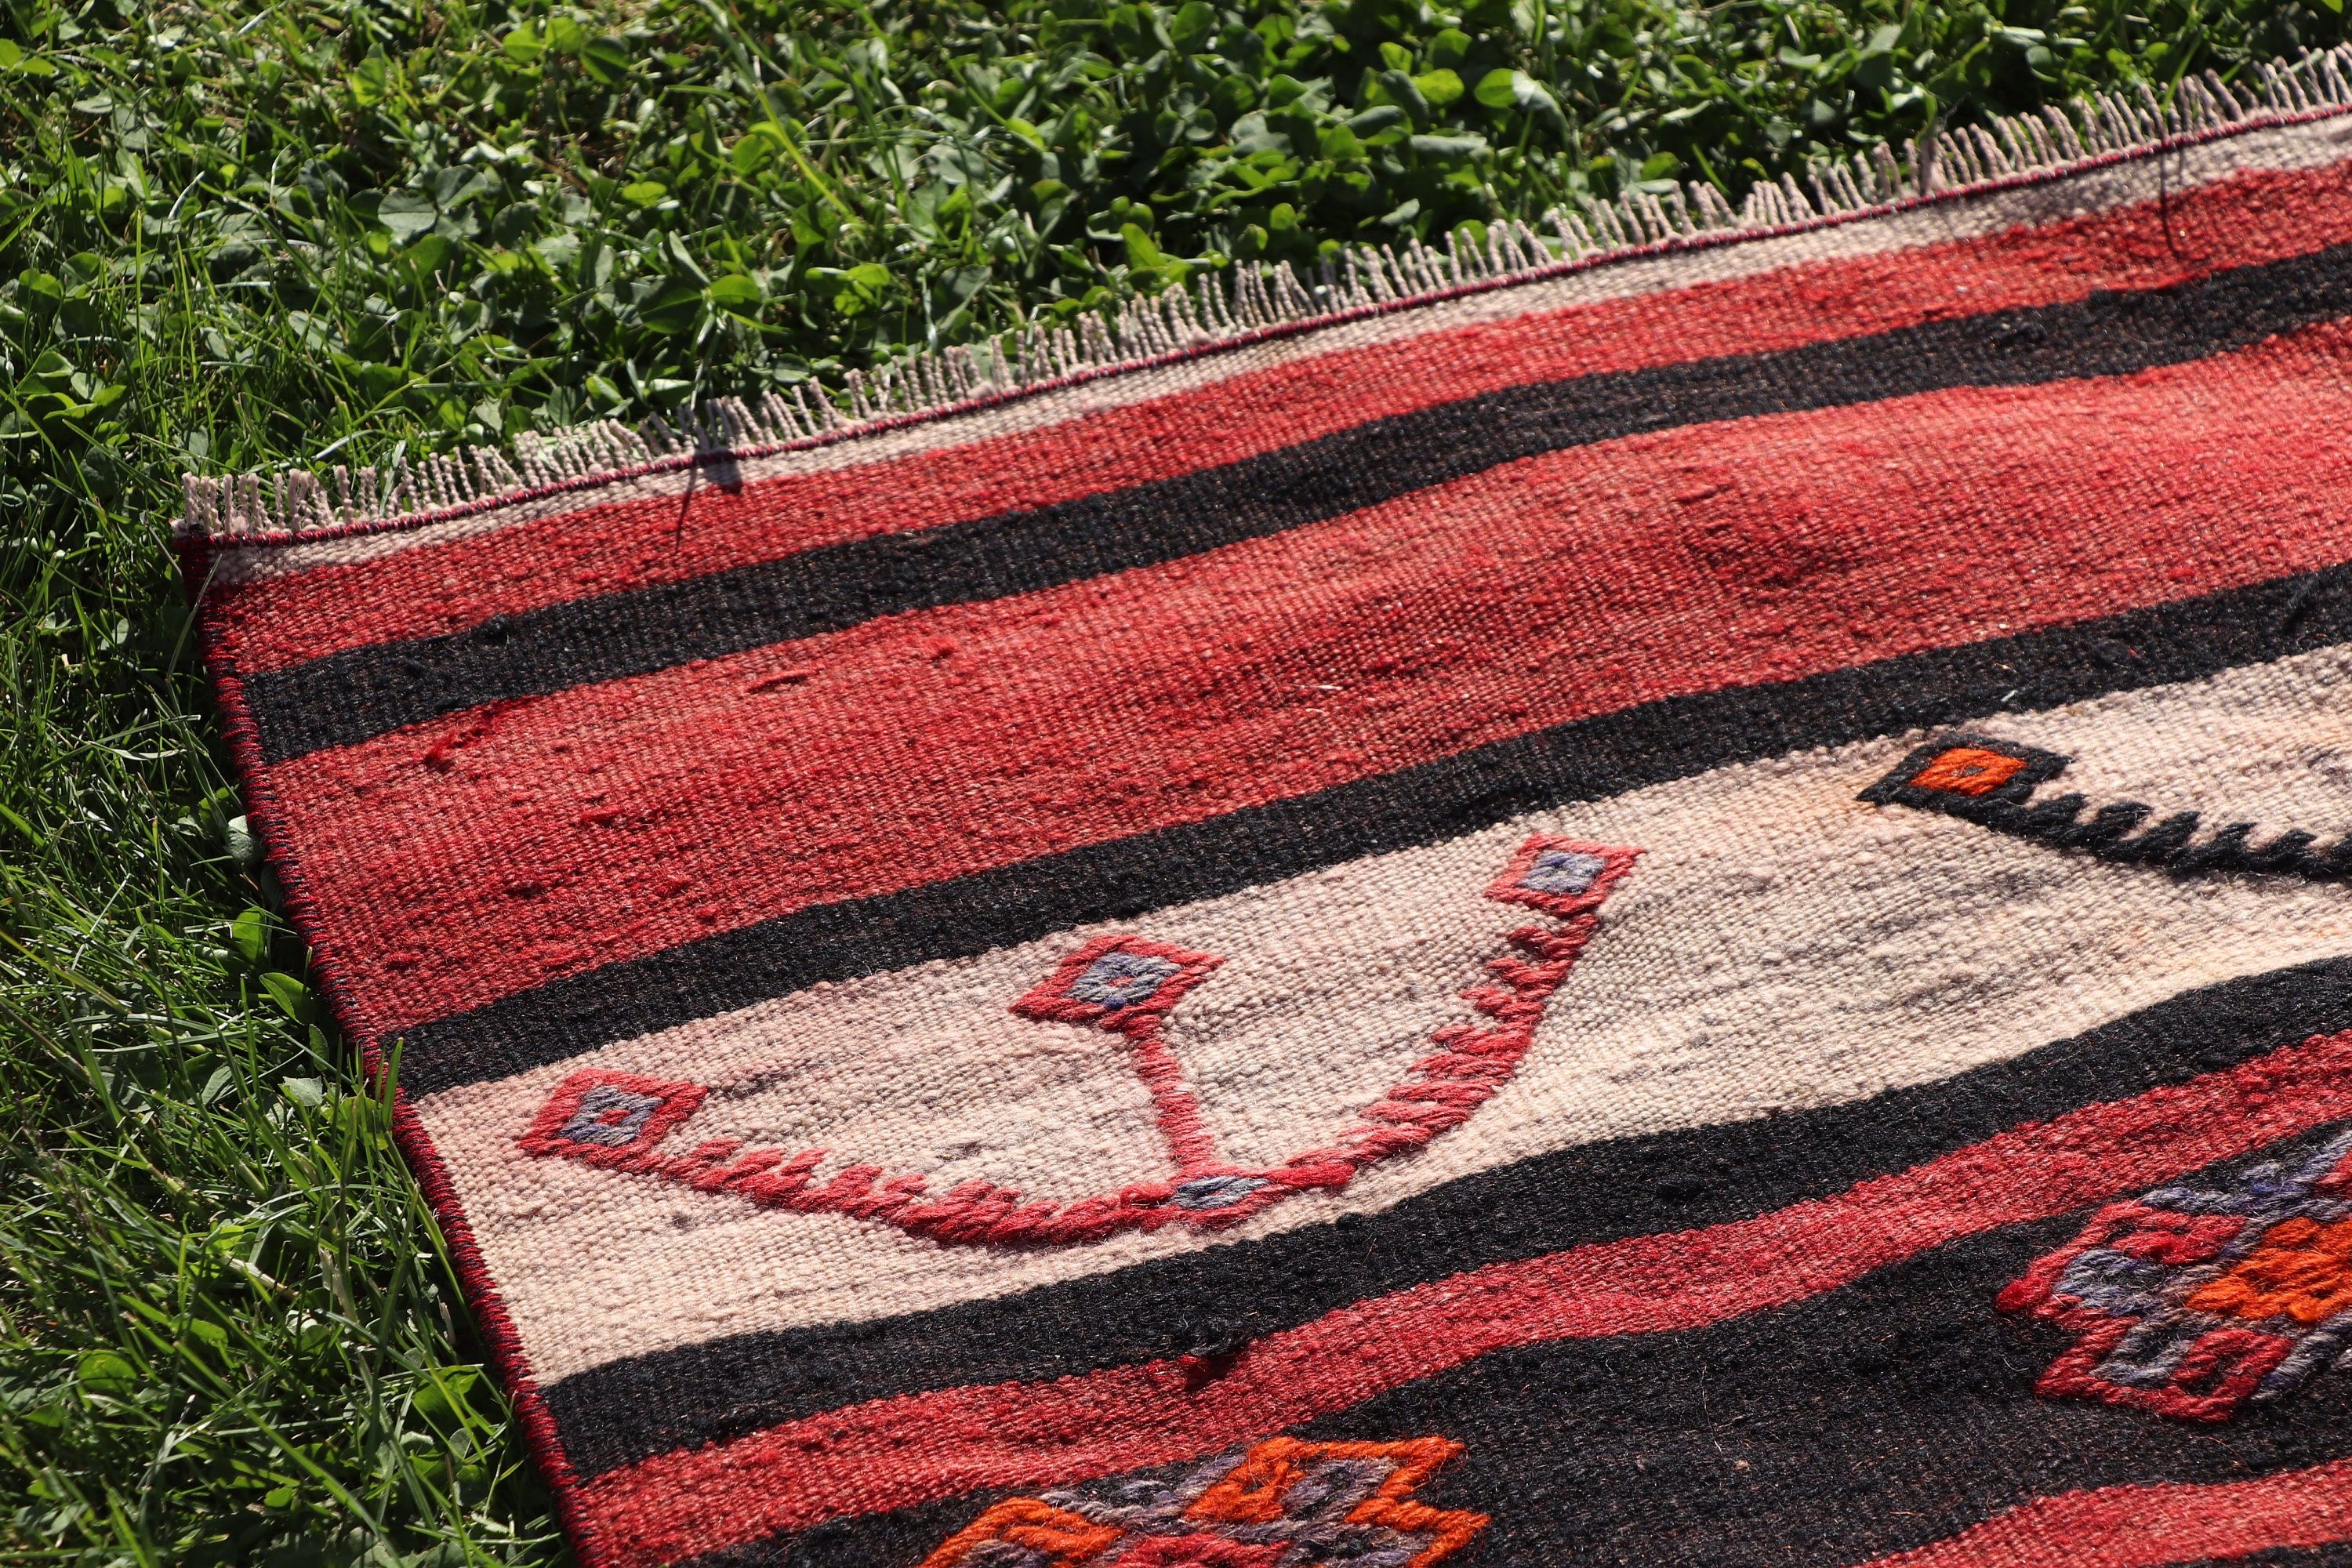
top-left (681, 1495), bottom-right (983, 1568)
top-left (394, 561), bottom-right (2352, 1097)
top-left (540, 958), bottom-right (2352, 1478)
top-left (683, 1210), bottom-right (2352, 1566)
top-left (750, 1519), bottom-right (2352, 1568)
top-left (249, 241), bottom-right (2352, 763)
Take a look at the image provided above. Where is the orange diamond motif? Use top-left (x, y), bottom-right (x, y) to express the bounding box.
top-left (1906, 745), bottom-right (2031, 797)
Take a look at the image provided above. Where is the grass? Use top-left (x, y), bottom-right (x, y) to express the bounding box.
top-left (0, 0), bottom-right (2343, 1561)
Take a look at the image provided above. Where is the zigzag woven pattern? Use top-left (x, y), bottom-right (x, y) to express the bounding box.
top-left (187, 95), bottom-right (2352, 1568)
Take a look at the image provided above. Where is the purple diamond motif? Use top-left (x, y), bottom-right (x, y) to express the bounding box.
top-left (1068, 951), bottom-right (1181, 1009)
top-left (1518, 848), bottom-right (1607, 897)
top-left (1171, 1174), bottom-right (1273, 1210)
top-left (557, 1083), bottom-right (663, 1147)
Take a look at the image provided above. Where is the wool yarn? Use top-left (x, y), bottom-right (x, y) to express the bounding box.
top-left (185, 81), bottom-right (2352, 1568)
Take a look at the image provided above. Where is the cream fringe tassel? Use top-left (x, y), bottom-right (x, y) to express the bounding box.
top-left (181, 48), bottom-right (2352, 539)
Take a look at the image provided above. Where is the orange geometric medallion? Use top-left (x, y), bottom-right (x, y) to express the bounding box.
top-left (917, 1435), bottom-right (1489, 1567)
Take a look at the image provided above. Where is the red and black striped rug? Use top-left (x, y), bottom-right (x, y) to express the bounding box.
top-left (185, 69), bottom-right (2352, 1568)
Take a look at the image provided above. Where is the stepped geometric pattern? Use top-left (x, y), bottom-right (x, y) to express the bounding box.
top-left (2000, 1126), bottom-right (2352, 1421)
top-left (916, 1436), bottom-right (1488, 1568)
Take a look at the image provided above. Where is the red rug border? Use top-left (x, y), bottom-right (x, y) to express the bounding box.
top-left (194, 646), bottom-right (623, 1568)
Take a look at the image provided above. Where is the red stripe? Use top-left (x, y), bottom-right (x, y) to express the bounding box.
top-left (209, 159), bottom-right (2352, 674)
top-left (569, 1025), bottom-right (2352, 1566)
top-left (267, 330), bottom-right (2352, 1034)
top-left (1853, 1459), bottom-right (2352, 1568)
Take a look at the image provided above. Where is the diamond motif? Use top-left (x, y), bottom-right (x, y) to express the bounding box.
top-left (519, 1069), bottom-right (709, 1165)
top-left (1517, 848), bottom-right (1607, 896)
top-left (1172, 1174), bottom-right (1273, 1211)
top-left (1069, 950), bottom-right (1183, 1010)
top-left (1485, 835), bottom-right (1642, 919)
top-left (1905, 745), bottom-right (2031, 797)
top-left (1859, 731), bottom-right (2071, 813)
top-left (1012, 935), bottom-right (1225, 1029)
top-left (557, 1083), bottom-right (665, 1146)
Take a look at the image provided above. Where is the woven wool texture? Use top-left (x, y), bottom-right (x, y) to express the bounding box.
top-left (185, 94), bottom-right (2352, 1568)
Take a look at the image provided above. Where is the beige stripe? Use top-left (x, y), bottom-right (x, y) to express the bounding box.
top-left (411, 642), bottom-right (2352, 1383)
top-left (218, 116), bottom-right (2352, 587)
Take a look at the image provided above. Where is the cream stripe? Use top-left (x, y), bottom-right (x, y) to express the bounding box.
top-left (411, 642), bottom-right (2352, 1383)
top-left (219, 117), bottom-right (2352, 587)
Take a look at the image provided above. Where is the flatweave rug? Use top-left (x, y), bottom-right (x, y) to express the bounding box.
top-left (183, 56), bottom-right (2352, 1568)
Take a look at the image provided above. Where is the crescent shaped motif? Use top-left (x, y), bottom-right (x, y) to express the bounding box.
top-left (515, 836), bottom-right (1640, 1247)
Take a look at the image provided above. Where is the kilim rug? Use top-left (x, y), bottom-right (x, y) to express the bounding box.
top-left (182, 54), bottom-right (2352, 1568)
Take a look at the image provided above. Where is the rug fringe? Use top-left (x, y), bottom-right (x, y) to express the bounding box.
top-left (180, 46), bottom-right (2352, 540)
